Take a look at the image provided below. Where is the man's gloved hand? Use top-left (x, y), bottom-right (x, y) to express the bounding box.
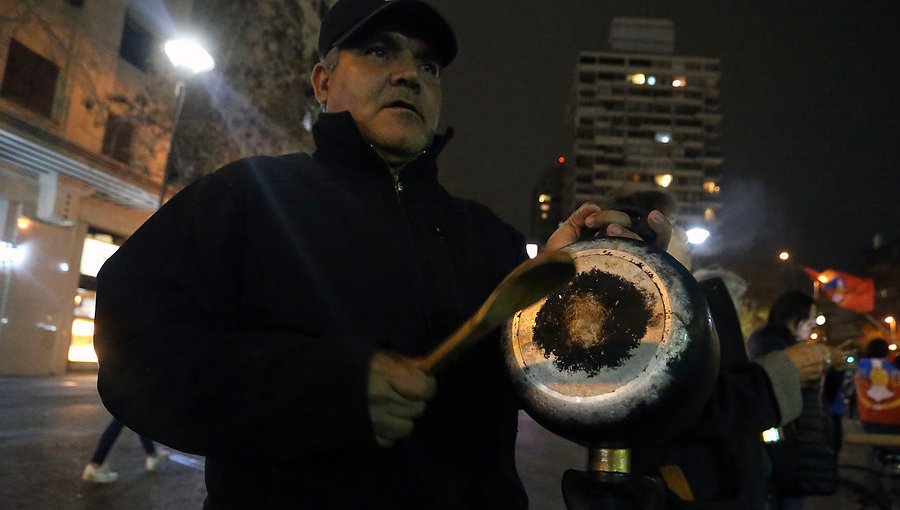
top-left (783, 343), bottom-right (828, 382)
top-left (546, 202), bottom-right (673, 253)
top-left (368, 351), bottom-right (436, 448)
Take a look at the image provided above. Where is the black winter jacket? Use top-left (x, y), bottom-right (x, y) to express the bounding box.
top-left (95, 113), bottom-right (528, 509)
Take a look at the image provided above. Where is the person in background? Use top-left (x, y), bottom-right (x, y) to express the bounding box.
top-left (81, 417), bottom-right (168, 483)
top-left (749, 291), bottom-right (854, 510)
top-left (856, 338), bottom-right (900, 434)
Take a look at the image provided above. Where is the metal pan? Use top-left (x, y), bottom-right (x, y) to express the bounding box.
top-left (503, 237), bottom-right (719, 448)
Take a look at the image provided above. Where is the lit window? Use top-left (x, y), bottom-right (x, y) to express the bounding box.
top-left (68, 318), bottom-right (97, 363)
top-left (655, 132), bottom-right (672, 144)
top-left (702, 180), bottom-right (720, 194)
top-left (628, 73), bottom-right (646, 85)
top-left (672, 76), bottom-right (687, 88)
top-left (654, 174), bottom-right (673, 188)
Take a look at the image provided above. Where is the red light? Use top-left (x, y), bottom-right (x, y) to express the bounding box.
top-left (558, 156), bottom-right (566, 164)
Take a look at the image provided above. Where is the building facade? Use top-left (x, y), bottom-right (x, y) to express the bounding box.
top-left (0, 0), bottom-right (193, 375)
top-left (564, 17), bottom-right (723, 232)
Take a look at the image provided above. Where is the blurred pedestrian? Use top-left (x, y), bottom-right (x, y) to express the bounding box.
top-left (749, 291), bottom-right (853, 510)
top-left (81, 417), bottom-right (168, 483)
top-left (856, 338), bottom-right (900, 434)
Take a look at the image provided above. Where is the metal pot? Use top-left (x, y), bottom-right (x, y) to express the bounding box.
top-left (503, 237), bottom-right (719, 448)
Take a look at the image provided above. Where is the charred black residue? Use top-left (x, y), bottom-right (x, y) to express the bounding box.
top-left (532, 268), bottom-right (651, 376)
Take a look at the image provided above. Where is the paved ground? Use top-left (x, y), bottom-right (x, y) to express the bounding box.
top-left (0, 373), bottom-right (893, 509)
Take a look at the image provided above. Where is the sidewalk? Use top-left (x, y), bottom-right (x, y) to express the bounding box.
top-left (0, 373), bottom-right (891, 509)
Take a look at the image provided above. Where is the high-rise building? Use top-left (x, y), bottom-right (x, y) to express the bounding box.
top-left (565, 17), bottom-right (723, 232)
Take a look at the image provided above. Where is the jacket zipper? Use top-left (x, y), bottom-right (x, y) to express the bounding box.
top-left (369, 144), bottom-right (426, 203)
top-left (370, 145), bottom-right (437, 344)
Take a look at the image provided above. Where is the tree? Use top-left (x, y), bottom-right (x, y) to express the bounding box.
top-left (169, 0), bottom-right (336, 184)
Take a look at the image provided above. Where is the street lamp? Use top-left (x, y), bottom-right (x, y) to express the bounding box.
top-left (778, 251), bottom-right (790, 261)
top-left (886, 316), bottom-right (896, 341)
top-left (158, 38), bottom-right (215, 207)
top-left (685, 227), bottom-right (710, 245)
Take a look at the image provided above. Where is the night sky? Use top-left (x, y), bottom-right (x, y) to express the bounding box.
top-left (427, 1), bottom-right (899, 276)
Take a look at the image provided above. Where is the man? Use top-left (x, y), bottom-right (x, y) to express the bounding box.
top-left (94, 1), bottom-right (671, 508)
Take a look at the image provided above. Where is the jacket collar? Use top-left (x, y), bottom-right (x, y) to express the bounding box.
top-left (311, 112), bottom-right (453, 183)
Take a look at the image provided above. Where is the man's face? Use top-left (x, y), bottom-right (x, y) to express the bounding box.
top-left (312, 31), bottom-right (443, 164)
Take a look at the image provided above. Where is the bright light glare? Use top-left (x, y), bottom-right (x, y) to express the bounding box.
top-left (67, 345), bottom-right (98, 363)
top-left (778, 251), bottom-right (790, 261)
top-left (526, 244), bottom-right (539, 259)
top-left (817, 275), bottom-right (829, 284)
top-left (647, 76), bottom-right (657, 86)
top-left (810, 333), bottom-right (818, 340)
top-left (685, 228), bottom-right (710, 245)
top-left (58, 262), bottom-right (69, 272)
top-left (164, 39), bottom-right (215, 74)
top-left (816, 315), bottom-right (826, 326)
top-left (654, 174), bottom-right (673, 188)
top-left (0, 242), bottom-right (24, 265)
top-left (17, 216), bottom-right (31, 230)
top-left (886, 316), bottom-right (896, 324)
top-left (655, 132), bottom-right (672, 144)
top-left (629, 73), bottom-right (646, 85)
top-left (847, 356), bottom-right (856, 363)
top-left (762, 427), bottom-right (781, 443)
top-left (890, 345), bottom-right (898, 352)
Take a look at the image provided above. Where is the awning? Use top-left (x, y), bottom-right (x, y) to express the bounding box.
top-left (0, 126), bottom-right (158, 209)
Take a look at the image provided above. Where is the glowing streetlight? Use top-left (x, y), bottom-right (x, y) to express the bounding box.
top-left (886, 316), bottom-right (896, 340)
top-left (163, 39), bottom-right (215, 74)
top-left (816, 315), bottom-right (826, 326)
top-left (778, 251), bottom-right (790, 261)
top-left (685, 228), bottom-right (710, 245)
top-left (158, 38), bottom-right (216, 207)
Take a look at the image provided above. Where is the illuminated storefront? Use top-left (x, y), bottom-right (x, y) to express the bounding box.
top-left (67, 230), bottom-right (121, 366)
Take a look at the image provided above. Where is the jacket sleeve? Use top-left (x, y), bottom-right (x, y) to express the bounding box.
top-left (94, 167), bottom-right (376, 462)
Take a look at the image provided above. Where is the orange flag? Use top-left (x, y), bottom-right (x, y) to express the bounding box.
top-left (800, 266), bottom-right (876, 313)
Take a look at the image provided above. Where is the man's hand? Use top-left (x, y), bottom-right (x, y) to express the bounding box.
top-left (783, 343), bottom-right (828, 382)
top-left (546, 202), bottom-right (672, 253)
top-left (368, 352), bottom-right (436, 448)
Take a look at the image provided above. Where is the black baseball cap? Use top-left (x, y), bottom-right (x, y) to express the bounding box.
top-left (318, 0), bottom-right (457, 67)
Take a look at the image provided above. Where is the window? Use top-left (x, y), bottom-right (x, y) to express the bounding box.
top-left (101, 114), bottom-right (134, 163)
top-left (1, 39), bottom-right (59, 117)
top-left (119, 15), bottom-right (154, 72)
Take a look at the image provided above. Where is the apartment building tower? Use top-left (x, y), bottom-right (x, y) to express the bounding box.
top-left (566, 17), bottom-right (723, 230)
